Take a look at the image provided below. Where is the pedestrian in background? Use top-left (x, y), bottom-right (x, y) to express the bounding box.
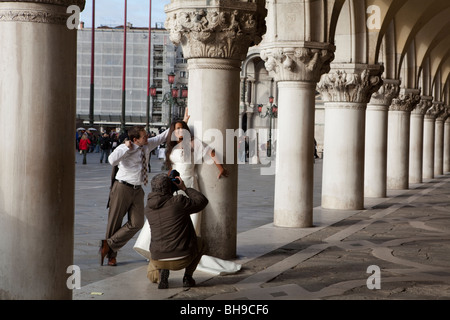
top-left (111, 133), bottom-right (119, 151)
top-left (99, 132), bottom-right (112, 164)
top-left (78, 133), bottom-right (91, 165)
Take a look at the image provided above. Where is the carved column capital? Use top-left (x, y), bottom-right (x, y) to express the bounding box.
top-left (164, 1), bottom-right (267, 60)
top-left (369, 79), bottom-right (400, 106)
top-left (0, 0), bottom-right (85, 25)
top-left (389, 88), bottom-right (421, 112)
top-left (444, 106), bottom-right (450, 122)
top-left (0, 0), bottom-right (85, 8)
top-left (260, 45), bottom-right (335, 82)
top-left (317, 64), bottom-right (384, 104)
top-left (425, 102), bottom-right (445, 120)
top-left (438, 106), bottom-right (450, 122)
top-left (413, 96), bottom-right (433, 115)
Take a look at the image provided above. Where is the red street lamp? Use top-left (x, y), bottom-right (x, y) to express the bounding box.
top-left (150, 73), bottom-right (188, 126)
top-left (168, 72), bottom-right (175, 85)
top-left (150, 84), bottom-right (157, 98)
top-left (272, 105), bottom-right (278, 114)
top-left (171, 86), bottom-right (179, 98)
top-left (181, 85), bottom-right (188, 98)
top-left (167, 72), bottom-right (176, 124)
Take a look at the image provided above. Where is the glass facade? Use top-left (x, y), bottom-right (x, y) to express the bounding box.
top-left (76, 27), bottom-right (181, 127)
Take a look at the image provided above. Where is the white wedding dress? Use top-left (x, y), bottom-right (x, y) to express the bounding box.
top-left (134, 142), bottom-right (241, 276)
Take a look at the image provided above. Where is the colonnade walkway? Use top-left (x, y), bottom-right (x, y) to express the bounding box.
top-left (72, 150), bottom-right (450, 301)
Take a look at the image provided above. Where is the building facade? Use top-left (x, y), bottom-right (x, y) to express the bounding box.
top-left (76, 25), bottom-right (187, 130)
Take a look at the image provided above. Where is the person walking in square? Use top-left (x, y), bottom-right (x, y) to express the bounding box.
top-left (78, 133), bottom-right (91, 165)
top-left (99, 132), bottom-right (112, 164)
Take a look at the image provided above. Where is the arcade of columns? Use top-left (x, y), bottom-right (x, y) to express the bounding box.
top-left (0, 0), bottom-right (449, 299)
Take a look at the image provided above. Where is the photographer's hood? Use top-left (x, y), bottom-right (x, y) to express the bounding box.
top-left (146, 192), bottom-right (172, 210)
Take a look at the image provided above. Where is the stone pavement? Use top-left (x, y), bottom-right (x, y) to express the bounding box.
top-left (72, 150), bottom-right (450, 302)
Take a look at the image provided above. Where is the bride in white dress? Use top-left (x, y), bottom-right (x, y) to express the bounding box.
top-left (134, 120), bottom-right (241, 275)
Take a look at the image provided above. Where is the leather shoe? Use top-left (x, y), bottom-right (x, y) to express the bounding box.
top-left (158, 269), bottom-right (170, 289)
top-left (108, 257), bottom-right (117, 266)
top-left (183, 274), bottom-right (196, 288)
top-left (99, 240), bottom-right (110, 266)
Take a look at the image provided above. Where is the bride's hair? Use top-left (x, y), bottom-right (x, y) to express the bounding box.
top-left (165, 120), bottom-right (193, 170)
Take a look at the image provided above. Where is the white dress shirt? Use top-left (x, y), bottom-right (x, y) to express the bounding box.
top-left (108, 130), bottom-right (169, 185)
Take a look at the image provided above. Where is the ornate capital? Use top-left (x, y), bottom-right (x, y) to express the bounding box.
top-left (369, 79), bottom-right (400, 106)
top-left (164, 2), bottom-right (267, 60)
top-left (317, 64), bottom-right (384, 103)
top-left (413, 96), bottom-right (433, 116)
top-left (0, 0), bottom-right (85, 8)
top-left (260, 45), bottom-right (335, 82)
top-left (424, 102), bottom-right (445, 120)
top-left (438, 107), bottom-right (450, 122)
top-left (389, 88), bottom-right (421, 112)
top-left (0, 0), bottom-right (85, 25)
top-left (444, 106), bottom-right (450, 122)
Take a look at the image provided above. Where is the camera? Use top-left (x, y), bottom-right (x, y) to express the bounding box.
top-left (169, 170), bottom-right (180, 184)
top-left (169, 170), bottom-right (181, 193)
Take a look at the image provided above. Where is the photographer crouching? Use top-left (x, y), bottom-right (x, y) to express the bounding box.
top-left (145, 172), bottom-right (208, 289)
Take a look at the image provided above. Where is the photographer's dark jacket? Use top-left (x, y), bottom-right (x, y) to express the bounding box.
top-left (145, 188), bottom-right (208, 260)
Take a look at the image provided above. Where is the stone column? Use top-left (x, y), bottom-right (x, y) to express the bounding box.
top-left (423, 103), bottom-right (441, 180)
top-left (246, 111), bottom-right (253, 132)
top-left (239, 77), bottom-right (246, 132)
top-left (246, 79), bottom-right (255, 135)
top-left (0, 0), bottom-right (85, 299)
top-left (261, 46), bottom-right (335, 227)
top-left (409, 96), bottom-right (432, 184)
top-left (444, 112), bottom-right (450, 173)
top-left (165, 1), bottom-right (267, 259)
top-left (318, 64), bottom-right (384, 210)
top-left (365, 79), bottom-right (400, 198)
top-left (249, 78), bottom-right (256, 110)
top-left (239, 76), bottom-right (246, 113)
top-left (434, 103), bottom-right (447, 176)
top-left (244, 78), bottom-right (250, 108)
top-left (386, 89), bottom-right (421, 190)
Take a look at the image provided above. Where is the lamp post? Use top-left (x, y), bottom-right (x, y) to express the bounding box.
top-left (120, 0), bottom-right (128, 133)
top-left (150, 72), bottom-right (188, 127)
top-left (168, 71), bottom-right (175, 126)
top-left (258, 96), bottom-right (278, 157)
top-left (148, 84), bottom-right (157, 131)
top-left (146, 0), bottom-right (152, 133)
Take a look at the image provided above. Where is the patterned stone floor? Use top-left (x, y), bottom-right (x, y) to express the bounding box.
top-left (72, 151), bottom-right (450, 301)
